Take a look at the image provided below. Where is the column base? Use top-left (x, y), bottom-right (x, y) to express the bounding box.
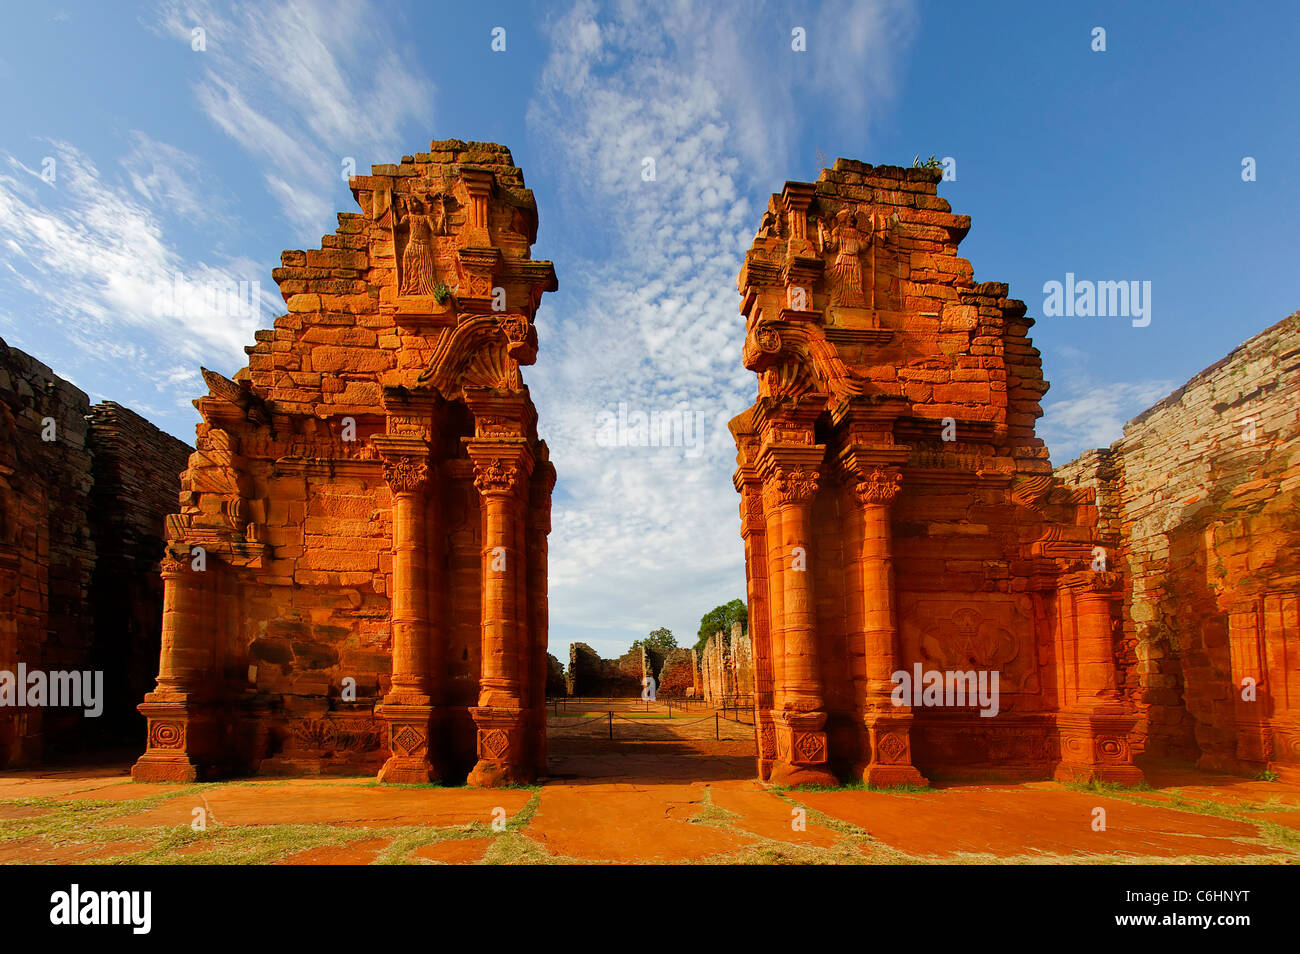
top-left (468, 706), bottom-right (535, 787)
top-left (1054, 707), bottom-right (1144, 785)
top-left (862, 763), bottom-right (928, 788)
top-left (131, 753), bottom-right (200, 783)
top-left (376, 703), bottom-right (442, 785)
top-left (769, 710), bottom-right (837, 787)
top-left (861, 709), bottom-right (929, 788)
top-left (132, 700), bottom-right (210, 782)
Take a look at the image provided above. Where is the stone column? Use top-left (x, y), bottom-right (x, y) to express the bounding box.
top-left (740, 486), bottom-right (777, 778)
top-left (855, 467), bottom-right (927, 786)
top-left (133, 552), bottom-right (216, 782)
top-left (1054, 570), bottom-right (1143, 784)
top-left (526, 463), bottom-right (555, 776)
top-left (468, 447), bottom-right (534, 786)
top-left (374, 437), bottom-right (440, 784)
top-left (765, 465), bottom-right (836, 786)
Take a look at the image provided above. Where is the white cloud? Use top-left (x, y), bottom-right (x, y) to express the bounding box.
top-left (528, 0), bottom-right (916, 656)
top-left (1040, 377), bottom-right (1176, 466)
top-left (121, 130), bottom-right (222, 222)
top-left (0, 141), bottom-right (274, 431)
top-left (154, 0), bottom-right (435, 239)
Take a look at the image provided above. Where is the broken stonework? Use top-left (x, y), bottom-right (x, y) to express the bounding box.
top-left (0, 339), bottom-right (191, 765)
top-left (565, 642), bottom-right (640, 697)
top-left (131, 141), bottom-right (557, 787)
top-left (1056, 311), bottom-right (1300, 781)
top-left (731, 160), bottom-right (1140, 787)
top-left (697, 621), bottom-right (756, 705)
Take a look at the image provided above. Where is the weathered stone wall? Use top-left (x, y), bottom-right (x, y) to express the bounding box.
top-left (565, 642), bottom-right (639, 697)
top-left (1056, 311), bottom-right (1300, 778)
top-left (0, 339), bottom-right (190, 766)
top-left (132, 141), bottom-right (558, 787)
top-left (87, 403), bottom-right (193, 743)
top-left (732, 159), bottom-right (1135, 787)
top-left (697, 621), bottom-right (755, 704)
top-left (657, 648), bottom-right (695, 697)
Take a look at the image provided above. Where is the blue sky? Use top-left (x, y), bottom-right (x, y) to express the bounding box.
top-left (1, 1), bottom-right (1296, 658)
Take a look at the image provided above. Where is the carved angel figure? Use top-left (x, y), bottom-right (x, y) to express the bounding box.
top-left (818, 207), bottom-right (870, 308)
top-left (399, 196), bottom-right (438, 295)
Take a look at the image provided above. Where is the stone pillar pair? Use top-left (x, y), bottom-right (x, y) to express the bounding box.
top-left (758, 453), bottom-right (926, 786)
top-left (762, 461), bottom-right (835, 786)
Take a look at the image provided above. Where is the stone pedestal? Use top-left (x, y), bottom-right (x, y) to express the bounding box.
top-left (132, 701), bottom-right (208, 782)
top-left (376, 704), bottom-right (440, 784)
top-left (1054, 709), bottom-right (1145, 785)
top-left (769, 710), bottom-right (836, 787)
top-left (467, 707), bottom-right (532, 786)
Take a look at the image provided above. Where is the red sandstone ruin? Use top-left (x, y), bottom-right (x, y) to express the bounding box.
top-left (730, 161), bottom-right (1145, 787)
top-left (131, 141), bottom-right (557, 787)
top-left (119, 143), bottom-right (1295, 791)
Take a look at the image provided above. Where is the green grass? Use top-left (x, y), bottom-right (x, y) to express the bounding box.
top-left (1063, 779), bottom-right (1155, 794)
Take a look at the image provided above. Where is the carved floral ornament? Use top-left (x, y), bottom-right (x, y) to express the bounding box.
top-left (473, 457), bottom-right (522, 495)
top-left (498, 314), bottom-right (530, 343)
top-left (765, 466), bottom-right (819, 505)
top-left (755, 325), bottom-right (781, 354)
top-left (383, 455), bottom-right (429, 493)
top-left (855, 467), bottom-right (903, 506)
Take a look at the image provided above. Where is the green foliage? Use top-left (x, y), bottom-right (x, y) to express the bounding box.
top-left (911, 154), bottom-right (942, 169)
top-left (695, 599), bottom-right (748, 653)
top-left (432, 281), bottom-right (450, 304)
top-left (631, 626), bottom-right (677, 654)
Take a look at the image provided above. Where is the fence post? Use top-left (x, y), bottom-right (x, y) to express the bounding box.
top-left (715, 712), bottom-right (719, 740)
top-left (608, 711), bottom-right (613, 741)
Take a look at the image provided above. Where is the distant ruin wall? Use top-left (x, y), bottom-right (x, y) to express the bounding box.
top-left (657, 649), bottom-right (695, 697)
top-left (0, 339), bottom-right (191, 766)
top-left (566, 642), bottom-right (640, 697)
top-left (1055, 311), bottom-right (1300, 776)
top-left (698, 621), bottom-right (754, 705)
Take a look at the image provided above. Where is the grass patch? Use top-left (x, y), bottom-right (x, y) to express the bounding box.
top-left (1063, 779), bottom-right (1155, 794)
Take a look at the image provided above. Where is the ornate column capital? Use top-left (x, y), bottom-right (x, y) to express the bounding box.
top-left (382, 455), bottom-right (430, 494)
top-left (1059, 569), bottom-right (1123, 595)
top-left (473, 457), bottom-right (524, 497)
top-left (763, 466), bottom-right (819, 507)
top-left (373, 434), bottom-right (432, 494)
top-left (854, 467), bottom-right (902, 506)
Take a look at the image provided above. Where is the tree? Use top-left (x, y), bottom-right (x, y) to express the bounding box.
top-left (694, 599), bottom-right (748, 653)
top-left (631, 627), bottom-right (677, 654)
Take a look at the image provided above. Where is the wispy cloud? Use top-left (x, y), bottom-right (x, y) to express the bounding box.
top-left (1040, 376), bottom-right (1176, 465)
top-left (0, 140), bottom-right (274, 427)
top-left (528, 0), bottom-right (916, 655)
top-left (154, 0), bottom-right (435, 239)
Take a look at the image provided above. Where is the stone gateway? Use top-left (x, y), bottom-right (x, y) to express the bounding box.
top-left (131, 141), bottom-right (557, 787)
top-left (730, 160), bottom-right (1143, 787)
